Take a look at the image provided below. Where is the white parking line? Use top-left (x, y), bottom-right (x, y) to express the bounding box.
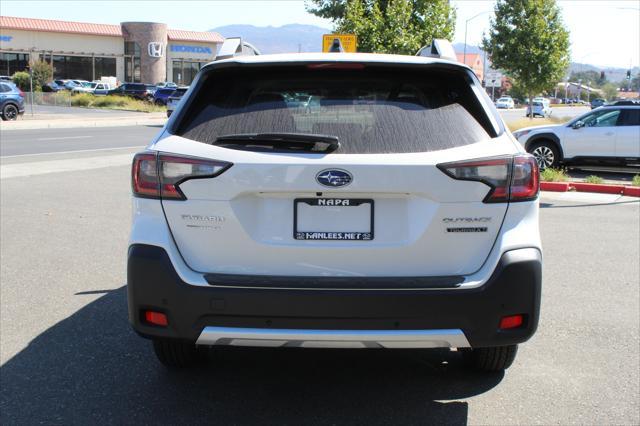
top-left (36, 135), bottom-right (93, 141)
top-left (1, 145), bottom-right (143, 159)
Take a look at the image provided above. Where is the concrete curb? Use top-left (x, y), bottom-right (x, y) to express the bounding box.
top-left (540, 181), bottom-right (640, 197)
top-left (0, 117), bottom-right (166, 131)
top-left (539, 182), bottom-right (572, 192)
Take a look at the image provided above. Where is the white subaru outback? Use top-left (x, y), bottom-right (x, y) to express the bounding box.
top-left (128, 51), bottom-right (542, 372)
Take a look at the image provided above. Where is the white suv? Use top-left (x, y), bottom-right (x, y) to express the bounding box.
top-left (128, 52), bottom-right (542, 372)
top-left (514, 103), bottom-right (640, 169)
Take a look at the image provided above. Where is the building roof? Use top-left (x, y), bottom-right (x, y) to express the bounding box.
top-left (0, 16), bottom-right (223, 43)
top-left (455, 53), bottom-right (482, 67)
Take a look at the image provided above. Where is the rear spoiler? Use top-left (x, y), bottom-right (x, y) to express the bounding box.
top-left (415, 39), bottom-right (457, 62)
top-left (216, 37), bottom-right (261, 60)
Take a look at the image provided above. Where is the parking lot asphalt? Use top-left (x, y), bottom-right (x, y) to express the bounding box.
top-left (0, 140), bottom-right (638, 425)
top-left (0, 125), bottom-right (159, 157)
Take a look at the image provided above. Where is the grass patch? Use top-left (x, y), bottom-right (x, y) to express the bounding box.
top-left (69, 93), bottom-right (164, 112)
top-left (584, 175), bottom-right (604, 184)
top-left (540, 167), bottom-right (568, 182)
top-left (632, 175), bottom-right (640, 187)
top-left (507, 116), bottom-right (569, 132)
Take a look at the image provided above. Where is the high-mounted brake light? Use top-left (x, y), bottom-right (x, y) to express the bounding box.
top-left (307, 63), bottom-right (365, 70)
top-left (437, 155), bottom-right (539, 203)
top-left (131, 152), bottom-right (232, 200)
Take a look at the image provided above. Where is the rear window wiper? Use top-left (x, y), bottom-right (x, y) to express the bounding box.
top-left (213, 133), bottom-right (340, 153)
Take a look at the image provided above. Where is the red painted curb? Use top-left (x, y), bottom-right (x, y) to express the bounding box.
top-left (623, 186), bottom-right (640, 197)
top-left (540, 182), bottom-right (571, 192)
top-left (571, 182), bottom-right (624, 194)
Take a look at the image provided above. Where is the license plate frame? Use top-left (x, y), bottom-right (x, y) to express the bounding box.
top-left (293, 198), bottom-right (374, 241)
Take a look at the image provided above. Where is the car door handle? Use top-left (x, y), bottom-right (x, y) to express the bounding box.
top-left (604, 132), bottom-right (614, 136)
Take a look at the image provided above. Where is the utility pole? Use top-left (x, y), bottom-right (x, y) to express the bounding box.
top-left (464, 11), bottom-right (492, 64)
top-left (578, 79), bottom-right (582, 102)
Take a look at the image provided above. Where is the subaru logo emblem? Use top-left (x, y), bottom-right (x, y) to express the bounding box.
top-left (316, 169), bottom-right (353, 187)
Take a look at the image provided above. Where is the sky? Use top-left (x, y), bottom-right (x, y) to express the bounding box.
top-left (1, 0), bottom-right (639, 68)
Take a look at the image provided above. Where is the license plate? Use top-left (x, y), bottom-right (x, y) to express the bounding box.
top-left (294, 198), bottom-right (374, 241)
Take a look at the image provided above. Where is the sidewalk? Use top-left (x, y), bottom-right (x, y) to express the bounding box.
top-left (1, 110), bottom-right (167, 131)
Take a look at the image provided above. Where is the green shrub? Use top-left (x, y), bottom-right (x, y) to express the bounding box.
top-left (31, 60), bottom-right (52, 91)
top-left (632, 175), bottom-right (640, 187)
top-left (70, 93), bottom-right (93, 107)
top-left (11, 71), bottom-right (30, 91)
top-left (92, 95), bottom-right (128, 108)
top-left (540, 167), bottom-right (568, 182)
top-left (584, 175), bottom-right (604, 184)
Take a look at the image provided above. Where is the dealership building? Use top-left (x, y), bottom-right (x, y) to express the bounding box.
top-left (0, 16), bottom-right (224, 85)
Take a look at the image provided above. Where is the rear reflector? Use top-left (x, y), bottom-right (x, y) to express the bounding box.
top-left (437, 154), bottom-right (539, 203)
top-left (144, 311), bottom-right (168, 327)
top-left (132, 152), bottom-right (232, 200)
top-left (499, 314), bottom-right (524, 330)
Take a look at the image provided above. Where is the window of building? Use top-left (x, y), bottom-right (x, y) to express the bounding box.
top-left (0, 52), bottom-right (30, 75)
top-left (124, 41), bottom-right (141, 83)
top-left (172, 60), bottom-right (205, 86)
top-left (94, 57), bottom-right (116, 79)
top-left (52, 55), bottom-right (93, 80)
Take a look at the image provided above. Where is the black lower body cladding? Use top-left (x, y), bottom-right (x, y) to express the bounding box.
top-left (127, 244), bottom-right (541, 348)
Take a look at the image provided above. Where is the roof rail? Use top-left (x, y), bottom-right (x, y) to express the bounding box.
top-left (216, 37), bottom-right (261, 60)
top-left (610, 100), bottom-right (639, 106)
top-left (415, 39), bottom-right (457, 62)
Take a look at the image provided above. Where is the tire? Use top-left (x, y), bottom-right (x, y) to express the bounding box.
top-left (528, 140), bottom-right (561, 169)
top-left (465, 344), bottom-right (518, 372)
top-left (2, 103), bottom-right (19, 121)
top-left (152, 338), bottom-right (205, 368)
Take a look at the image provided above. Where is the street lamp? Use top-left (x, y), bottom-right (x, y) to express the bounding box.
top-left (463, 11), bottom-right (492, 64)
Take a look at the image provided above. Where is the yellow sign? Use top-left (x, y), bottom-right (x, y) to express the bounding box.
top-left (322, 34), bottom-right (357, 53)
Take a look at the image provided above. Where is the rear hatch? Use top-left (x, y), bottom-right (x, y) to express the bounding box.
top-left (155, 61), bottom-right (519, 277)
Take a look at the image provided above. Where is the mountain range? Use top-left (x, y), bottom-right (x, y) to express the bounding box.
top-left (211, 24), bottom-right (637, 82)
top-left (212, 24), bottom-right (329, 54)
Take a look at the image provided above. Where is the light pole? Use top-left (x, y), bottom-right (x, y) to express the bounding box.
top-left (464, 11), bottom-right (492, 64)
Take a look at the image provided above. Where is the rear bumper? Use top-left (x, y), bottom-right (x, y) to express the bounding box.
top-left (127, 244), bottom-right (541, 348)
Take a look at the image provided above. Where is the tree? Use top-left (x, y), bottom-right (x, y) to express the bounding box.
top-left (31, 60), bottom-right (53, 92)
top-left (306, 0), bottom-right (456, 55)
top-left (482, 0), bottom-right (570, 118)
top-left (601, 83), bottom-right (618, 101)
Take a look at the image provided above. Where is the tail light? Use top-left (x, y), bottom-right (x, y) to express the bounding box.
top-left (19, 89), bottom-right (25, 98)
top-left (132, 152), bottom-right (232, 200)
top-left (438, 154), bottom-right (539, 203)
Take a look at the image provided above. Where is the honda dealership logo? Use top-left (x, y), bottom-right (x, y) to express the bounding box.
top-left (147, 42), bottom-right (165, 58)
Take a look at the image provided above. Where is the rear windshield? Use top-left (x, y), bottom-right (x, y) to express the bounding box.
top-left (175, 65), bottom-right (495, 154)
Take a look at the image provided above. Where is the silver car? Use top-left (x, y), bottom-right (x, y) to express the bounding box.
top-left (526, 101), bottom-right (552, 118)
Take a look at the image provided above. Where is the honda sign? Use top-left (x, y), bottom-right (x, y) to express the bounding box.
top-left (148, 42), bottom-right (165, 58)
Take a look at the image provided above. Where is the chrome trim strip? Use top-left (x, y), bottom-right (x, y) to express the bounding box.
top-left (196, 327), bottom-right (470, 349)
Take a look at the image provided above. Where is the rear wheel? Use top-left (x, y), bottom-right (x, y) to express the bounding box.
top-left (465, 344), bottom-right (518, 372)
top-left (2, 104), bottom-right (19, 121)
top-left (528, 140), bottom-right (560, 169)
top-left (152, 338), bottom-right (205, 368)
